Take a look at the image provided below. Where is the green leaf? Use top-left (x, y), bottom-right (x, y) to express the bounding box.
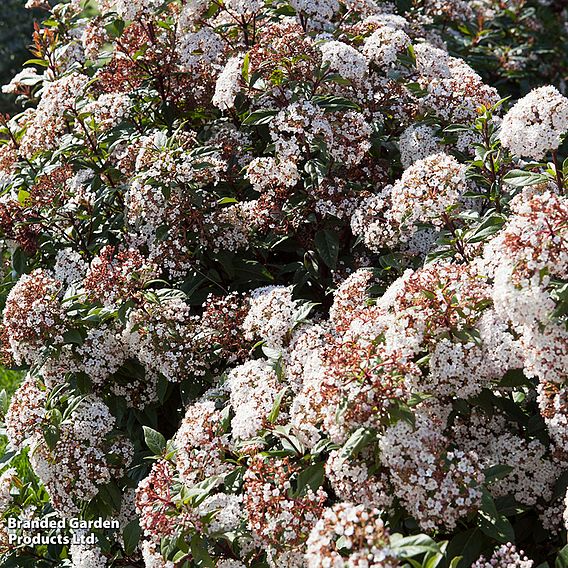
top-left (423, 551), bottom-right (445, 568)
top-left (314, 229), bottom-right (339, 269)
top-left (336, 535), bottom-right (350, 552)
top-left (143, 426), bottom-right (166, 456)
top-left (484, 464), bottom-right (514, 484)
top-left (268, 387), bottom-right (288, 424)
top-left (161, 536), bottom-right (177, 561)
top-left (310, 438), bottom-right (337, 456)
top-left (62, 328), bottom-right (85, 346)
top-left (23, 58), bottom-right (49, 67)
top-left (273, 425), bottom-right (305, 455)
top-left (49, 408), bottom-right (62, 427)
top-left (12, 247), bottom-right (28, 275)
top-left (312, 95), bottom-right (360, 111)
top-left (556, 545), bottom-right (568, 568)
top-left (105, 18), bottom-right (125, 38)
top-left (0, 390), bottom-right (8, 416)
top-left (190, 534), bottom-right (215, 567)
top-left (503, 169), bottom-right (548, 187)
top-left (446, 528), bottom-right (485, 568)
top-left (242, 109), bottom-right (278, 125)
top-left (0, 451), bottom-right (16, 467)
top-left (99, 481), bottom-right (122, 510)
top-left (292, 301), bottom-right (319, 329)
top-left (476, 489), bottom-right (515, 544)
top-left (339, 427), bottom-right (375, 459)
top-left (497, 368), bottom-right (532, 388)
top-left (182, 475), bottom-right (222, 505)
top-left (123, 518), bottom-right (141, 555)
top-left (242, 51), bottom-right (250, 83)
top-left (173, 550), bottom-right (189, 563)
top-left (291, 462), bottom-right (325, 498)
top-left (43, 424), bottom-right (60, 451)
top-left (444, 123), bottom-right (469, 133)
top-left (467, 215), bottom-right (505, 243)
top-left (232, 259), bottom-right (274, 284)
top-left (305, 158), bottom-right (327, 187)
top-left (390, 534), bottom-right (442, 557)
top-left (223, 466), bottom-right (245, 493)
top-left (17, 189), bottom-right (30, 205)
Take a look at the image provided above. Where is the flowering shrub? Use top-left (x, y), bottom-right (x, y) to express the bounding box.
top-left (0, 0), bottom-right (567, 567)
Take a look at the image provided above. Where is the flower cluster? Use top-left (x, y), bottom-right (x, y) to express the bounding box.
top-left (0, 0), bottom-right (567, 566)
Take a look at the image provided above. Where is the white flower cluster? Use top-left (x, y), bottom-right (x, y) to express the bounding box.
top-left (242, 286), bottom-right (298, 348)
top-left (70, 543), bottom-right (108, 568)
top-left (351, 153), bottom-right (466, 250)
top-left (20, 73), bottom-right (89, 158)
top-left (417, 45), bottom-right (500, 125)
top-left (3, 0), bottom-right (568, 564)
top-left (82, 93), bottom-right (131, 131)
top-left (290, 0), bottom-right (340, 23)
top-left (97, 0), bottom-right (163, 20)
top-left (6, 387), bottom-right (133, 516)
top-left (499, 86), bottom-right (568, 159)
top-left (2, 269), bottom-right (67, 365)
top-left (380, 414), bottom-right (484, 532)
top-left (0, 469), bottom-right (16, 512)
top-left (398, 124), bottom-right (441, 168)
top-left (305, 502), bottom-right (398, 568)
top-left (491, 190), bottom-right (568, 384)
top-left (212, 55), bottom-right (244, 110)
top-left (319, 40), bottom-right (368, 81)
top-left (363, 24), bottom-right (411, 67)
top-left (472, 543), bottom-right (534, 568)
top-left (227, 360), bottom-right (282, 440)
top-left (452, 412), bottom-right (560, 510)
top-left (247, 157), bottom-right (299, 192)
top-left (174, 399), bottom-right (232, 486)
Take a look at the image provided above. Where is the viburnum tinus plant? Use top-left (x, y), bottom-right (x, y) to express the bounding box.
top-left (0, 0), bottom-right (567, 566)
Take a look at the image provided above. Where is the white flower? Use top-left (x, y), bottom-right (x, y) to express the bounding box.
top-left (499, 86), bottom-right (568, 159)
top-left (363, 25), bottom-right (411, 66)
top-left (212, 55), bottom-right (244, 111)
top-left (319, 40), bottom-right (368, 81)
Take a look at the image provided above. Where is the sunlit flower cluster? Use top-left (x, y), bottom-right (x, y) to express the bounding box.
top-left (0, 0), bottom-right (567, 566)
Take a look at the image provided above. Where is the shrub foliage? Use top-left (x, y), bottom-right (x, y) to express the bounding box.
top-left (0, 0), bottom-right (567, 567)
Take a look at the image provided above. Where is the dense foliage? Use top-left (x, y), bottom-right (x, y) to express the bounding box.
top-left (0, 0), bottom-right (40, 114)
top-left (0, 0), bottom-right (567, 567)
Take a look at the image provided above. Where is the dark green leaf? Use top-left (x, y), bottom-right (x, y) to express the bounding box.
top-left (497, 368), bottom-right (532, 388)
top-left (484, 464), bottom-right (514, 484)
top-left (43, 424), bottom-right (60, 450)
top-left (62, 328), bottom-right (84, 346)
top-left (314, 229), bottom-right (340, 269)
top-left (477, 489), bottom-right (515, 544)
top-left (312, 95), bottom-right (360, 111)
top-left (446, 528), bottom-right (485, 568)
top-left (290, 462), bottom-right (325, 498)
top-left (12, 247), bottom-right (28, 275)
top-left (123, 518), bottom-right (141, 556)
top-left (242, 109), bottom-right (278, 125)
top-left (390, 534), bottom-right (442, 557)
top-left (190, 535), bottom-right (215, 567)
